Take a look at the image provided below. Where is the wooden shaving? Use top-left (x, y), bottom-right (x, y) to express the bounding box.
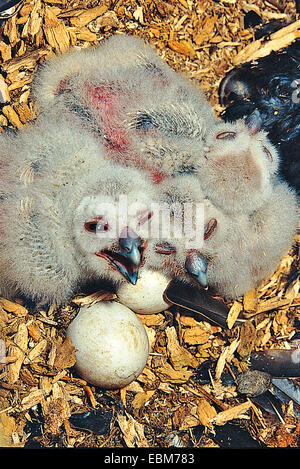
top-left (227, 301), bottom-right (243, 329)
top-left (6, 323), bottom-right (28, 384)
top-left (212, 400), bottom-right (253, 425)
top-left (233, 20), bottom-right (300, 64)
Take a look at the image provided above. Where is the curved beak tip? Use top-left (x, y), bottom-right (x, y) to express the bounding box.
top-left (185, 251), bottom-right (208, 289)
top-left (127, 270), bottom-right (138, 285)
top-left (198, 276), bottom-right (208, 290)
top-left (96, 249), bottom-right (140, 285)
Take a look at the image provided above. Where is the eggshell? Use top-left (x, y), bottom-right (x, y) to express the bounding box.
top-left (67, 301), bottom-right (149, 389)
top-left (117, 269), bottom-right (171, 314)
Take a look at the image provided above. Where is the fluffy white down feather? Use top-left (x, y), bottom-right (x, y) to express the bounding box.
top-left (156, 174), bottom-right (299, 298)
top-left (0, 116), bottom-right (160, 305)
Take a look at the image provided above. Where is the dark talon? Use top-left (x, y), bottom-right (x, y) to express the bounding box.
top-left (163, 278), bottom-right (245, 329)
top-left (245, 109), bottom-right (262, 135)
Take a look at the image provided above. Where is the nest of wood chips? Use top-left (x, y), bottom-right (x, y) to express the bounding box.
top-left (0, 0), bottom-right (299, 449)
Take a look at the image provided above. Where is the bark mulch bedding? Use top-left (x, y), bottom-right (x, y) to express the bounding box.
top-left (0, 0), bottom-right (299, 449)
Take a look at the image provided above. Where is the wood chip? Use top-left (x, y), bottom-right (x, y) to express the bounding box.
top-left (14, 102), bottom-right (35, 123)
top-left (0, 76), bottom-right (10, 104)
top-left (215, 338), bottom-right (240, 380)
top-left (226, 301), bottom-right (243, 329)
top-left (284, 278), bottom-right (300, 302)
top-left (69, 5), bottom-right (108, 28)
top-left (174, 403), bottom-right (200, 430)
top-left (133, 6), bottom-right (144, 23)
top-left (73, 27), bottom-right (97, 42)
top-left (19, 368), bottom-right (39, 386)
top-left (43, 7), bottom-right (70, 53)
top-left (136, 366), bottom-right (157, 388)
top-left (6, 322), bottom-right (28, 384)
top-left (2, 105), bottom-right (24, 129)
top-left (23, 338), bottom-right (47, 364)
top-left (92, 11), bottom-right (120, 30)
top-left (193, 15), bottom-right (217, 45)
top-left (233, 20), bottom-right (300, 64)
top-left (154, 360), bottom-right (193, 384)
top-left (22, 0), bottom-right (42, 38)
top-left (168, 40), bottom-right (196, 58)
top-left (131, 390), bottom-right (155, 414)
top-left (117, 411), bottom-right (148, 447)
top-left (0, 42), bottom-right (12, 61)
top-left (237, 321), bottom-right (257, 360)
top-left (0, 412), bottom-right (16, 447)
top-left (53, 337), bottom-right (76, 370)
top-left (165, 326), bottom-right (198, 370)
top-left (4, 17), bottom-right (18, 48)
top-left (20, 388), bottom-right (45, 411)
top-left (256, 298), bottom-right (293, 314)
top-left (212, 400), bottom-right (253, 425)
top-left (0, 298), bottom-right (28, 316)
top-left (243, 288), bottom-right (258, 314)
top-left (27, 323), bottom-right (41, 342)
top-left (1, 48), bottom-right (51, 74)
top-left (136, 313), bottom-right (165, 326)
top-left (183, 326), bottom-right (210, 345)
top-left (71, 290), bottom-right (116, 306)
top-left (41, 382), bottom-right (71, 434)
top-left (197, 398), bottom-right (218, 426)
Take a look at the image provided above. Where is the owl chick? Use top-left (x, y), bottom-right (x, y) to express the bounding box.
top-left (0, 116), bottom-right (160, 306)
top-left (155, 174), bottom-right (299, 299)
top-left (32, 34), bottom-right (218, 182)
top-left (195, 112), bottom-right (281, 215)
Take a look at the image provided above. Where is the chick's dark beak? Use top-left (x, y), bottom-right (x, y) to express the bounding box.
top-left (118, 227), bottom-right (146, 284)
top-left (119, 227), bottom-right (143, 267)
top-left (96, 227), bottom-right (146, 285)
top-left (185, 249), bottom-right (208, 289)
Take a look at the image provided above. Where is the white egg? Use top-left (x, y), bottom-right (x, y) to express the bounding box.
top-left (117, 269), bottom-right (171, 314)
top-left (67, 301), bottom-right (149, 389)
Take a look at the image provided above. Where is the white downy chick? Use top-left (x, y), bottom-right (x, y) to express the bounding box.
top-left (196, 112), bottom-right (281, 215)
top-left (0, 116), bottom-right (160, 306)
top-left (155, 174), bottom-right (299, 299)
top-left (32, 34), bottom-right (218, 182)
